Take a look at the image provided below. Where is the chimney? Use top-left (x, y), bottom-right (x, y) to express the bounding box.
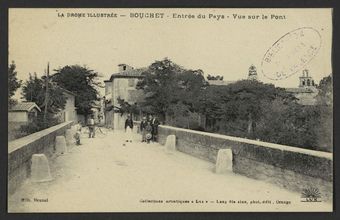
top-left (118, 64), bottom-right (134, 72)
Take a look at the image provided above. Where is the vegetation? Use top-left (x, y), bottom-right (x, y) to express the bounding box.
top-left (8, 61), bottom-right (22, 109)
top-left (207, 74), bottom-right (224, 80)
top-left (52, 65), bottom-right (102, 121)
top-left (136, 58), bottom-right (207, 121)
top-left (21, 73), bottom-right (67, 132)
top-left (135, 58), bottom-right (333, 152)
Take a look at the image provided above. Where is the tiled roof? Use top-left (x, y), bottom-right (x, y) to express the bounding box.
top-left (108, 68), bottom-right (147, 81)
top-left (285, 87), bottom-right (318, 93)
top-left (208, 80), bottom-right (235, 86)
top-left (9, 102), bottom-right (41, 112)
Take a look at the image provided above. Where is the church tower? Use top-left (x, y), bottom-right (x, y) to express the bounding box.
top-left (248, 65), bottom-right (258, 80)
top-left (299, 69), bottom-right (315, 88)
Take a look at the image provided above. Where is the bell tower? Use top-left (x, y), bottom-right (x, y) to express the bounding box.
top-left (299, 69), bottom-right (315, 87)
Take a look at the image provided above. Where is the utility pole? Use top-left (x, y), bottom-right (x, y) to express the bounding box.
top-left (43, 62), bottom-right (50, 124)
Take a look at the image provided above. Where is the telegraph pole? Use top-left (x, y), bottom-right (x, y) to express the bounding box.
top-left (43, 62), bottom-right (50, 124)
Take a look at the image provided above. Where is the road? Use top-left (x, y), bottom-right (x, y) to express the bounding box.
top-left (8, 129), bottom-right (332, 212)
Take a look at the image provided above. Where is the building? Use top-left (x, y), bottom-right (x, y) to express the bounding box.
top-left (104, 64), bottom-right (146, 129)
top-left (247, 64), bottom-right (258, 80)
top-left (57, 88), bottom-right (78, 123)
top-left (208, 65), bottom-right (258, 86)
top-left (8, 102), bottom-right (41, 124)
top-left (8, 102), bottom-right (41, 141)
top-left (286, 69), bottom-right (319, 105)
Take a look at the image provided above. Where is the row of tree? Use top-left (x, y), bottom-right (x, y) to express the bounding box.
top-left (8, 62), bottom-right (102, 134)
top-left (131, 58), bottom-right (332, 152)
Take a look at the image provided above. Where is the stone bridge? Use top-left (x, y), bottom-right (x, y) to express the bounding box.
top-left (8, 121), bottom-right (332, 212)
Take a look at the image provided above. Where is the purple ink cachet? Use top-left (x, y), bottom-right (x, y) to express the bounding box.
top-left (261, 27), bottom-right (322, 80)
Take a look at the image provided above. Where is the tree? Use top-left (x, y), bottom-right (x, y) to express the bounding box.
top-left (52, 65), bottom-right (102, 120)
top-left (116, 97), bottom-right (139, 116)
top-left (136, 58), bottom-right (207, 121)
top-left (207, 74), bottom-right (224, 80)
top-left (21, 73), bottom-right (67, 129)
top-left (313, 74), bottom-right (333, 152)
top-left (316, 74), bottom-right (332, 106)
top-left (199, 80), bottom-right (296, 137)
top-left (8, 61), bottom-right (22, 108)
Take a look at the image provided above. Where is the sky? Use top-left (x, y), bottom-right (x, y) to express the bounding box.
top-left (9, 8), bottom-right (332, 98)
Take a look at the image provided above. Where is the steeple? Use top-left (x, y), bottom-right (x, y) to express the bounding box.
top-left (299, 69), bottom-right (315, 87)
top-left (248, 64), bottom-right (258, 80)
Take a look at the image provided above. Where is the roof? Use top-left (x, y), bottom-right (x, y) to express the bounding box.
top-left (285, 87), bottom-right (318, 93)
top-left (108, 68), bottom-right (147, 81)
top-left (208, 80), bottom-right (235, 86)
top-left (9, 102), bottom-right (41, 112)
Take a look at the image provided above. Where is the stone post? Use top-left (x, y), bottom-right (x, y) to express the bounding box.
top-left (55, 136), bottom-right (67, 155)
top-left (31, 154), bottom-right (53, 182)
top-left (215, 149), bottom-right (233, 174)
top-left (165, 135), bottom-right (176, 151)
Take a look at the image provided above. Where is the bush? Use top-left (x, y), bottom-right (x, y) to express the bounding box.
top-left (19, 113), bottom-right (60, 137)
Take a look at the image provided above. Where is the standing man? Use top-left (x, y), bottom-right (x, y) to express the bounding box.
top-left (140, 116), bottom-right (148, 142)
top-left (151, 115), bottom-right (160, 142)
top-left (148, 114), bottom-right (153, 123)
top-left (124, 114), bottom-right (134, 143)
top-left (88, 115), bottom-right (95, 138)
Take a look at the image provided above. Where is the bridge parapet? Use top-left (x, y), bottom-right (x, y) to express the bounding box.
top-left (134, 122), bottom-right (333, 201)
top-left (8, 121), bottom-right (73, 194)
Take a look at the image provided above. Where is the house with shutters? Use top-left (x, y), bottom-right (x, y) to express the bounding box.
top-left (104, 64), bottom-right (146, 129)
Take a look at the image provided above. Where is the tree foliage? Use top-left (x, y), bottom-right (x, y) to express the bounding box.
top-left (136, 58), bottom-right (207, 120)
top-left (135, 58), bottom-right (332, 152)
top-left (116, 97), bottom-right (139, 116)
top-left (8, 61), bottom-right (22, 108)
top-left (21, 73), bottom-right (67, 130)
top-left (313, 74), bottom-right (333, 151)
top-left (22, 73), bottom-right (67, 114)
top-left (207, 74), bottom-right (224, 80)
top-left (200, 80), bottom-right (297, 137)
top-left (52, 65), bottom-right (102, 117)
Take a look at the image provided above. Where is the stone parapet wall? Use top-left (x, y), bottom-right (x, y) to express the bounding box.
top-left (134, 122), bottom-right (333, 201)
top-left (8, 121), bottom-right (73, 194)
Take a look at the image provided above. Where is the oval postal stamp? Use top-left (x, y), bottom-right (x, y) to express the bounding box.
top-left (261, 27), bottom-right (322, 80)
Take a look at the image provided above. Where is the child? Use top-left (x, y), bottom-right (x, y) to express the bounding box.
top-left (145, 121), bottom-right (153, 144)
top-left (74, 122), bottom-right (82, 145)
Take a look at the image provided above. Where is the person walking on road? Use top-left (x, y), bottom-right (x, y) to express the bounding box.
top-left (124, 115), bottom-right (134, 143)
top-left (151, 115), bottom-right (160, 142)
top-left (140, 116), bottom-right (148, 142)
top-left (88, 116), bottom-right (95, 138)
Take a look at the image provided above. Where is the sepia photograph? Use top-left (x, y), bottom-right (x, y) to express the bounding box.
top-left (7, 8), bottom-right (333, 212)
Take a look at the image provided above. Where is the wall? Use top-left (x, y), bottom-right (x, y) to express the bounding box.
top-left (8, 111), bottom-right (28, 122)
top-left (8, 121), bottom-right (73, 195)
top-left (8, 121), bottom-right (27, 141)
top-left (63, 93), bottom-right (77, 122)
top-left (152, 124), bottom-right (333, 202)
top-left (111, 78), bottom-right (143, 130)
top-left (294, 91), bottom-right (318, 105)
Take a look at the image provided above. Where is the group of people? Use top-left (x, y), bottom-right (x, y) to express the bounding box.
top-left (140, 115), bottom-right (160, 144)
top-left (74, 114), bottom-right (160, 145)
top-left (124, 114), bottom-right (160, 144)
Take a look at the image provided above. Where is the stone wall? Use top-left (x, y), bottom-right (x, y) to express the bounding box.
top-left (136, 122), bottom-right (333, 202)
top-left (8, 121), bottom-right (73, 194)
